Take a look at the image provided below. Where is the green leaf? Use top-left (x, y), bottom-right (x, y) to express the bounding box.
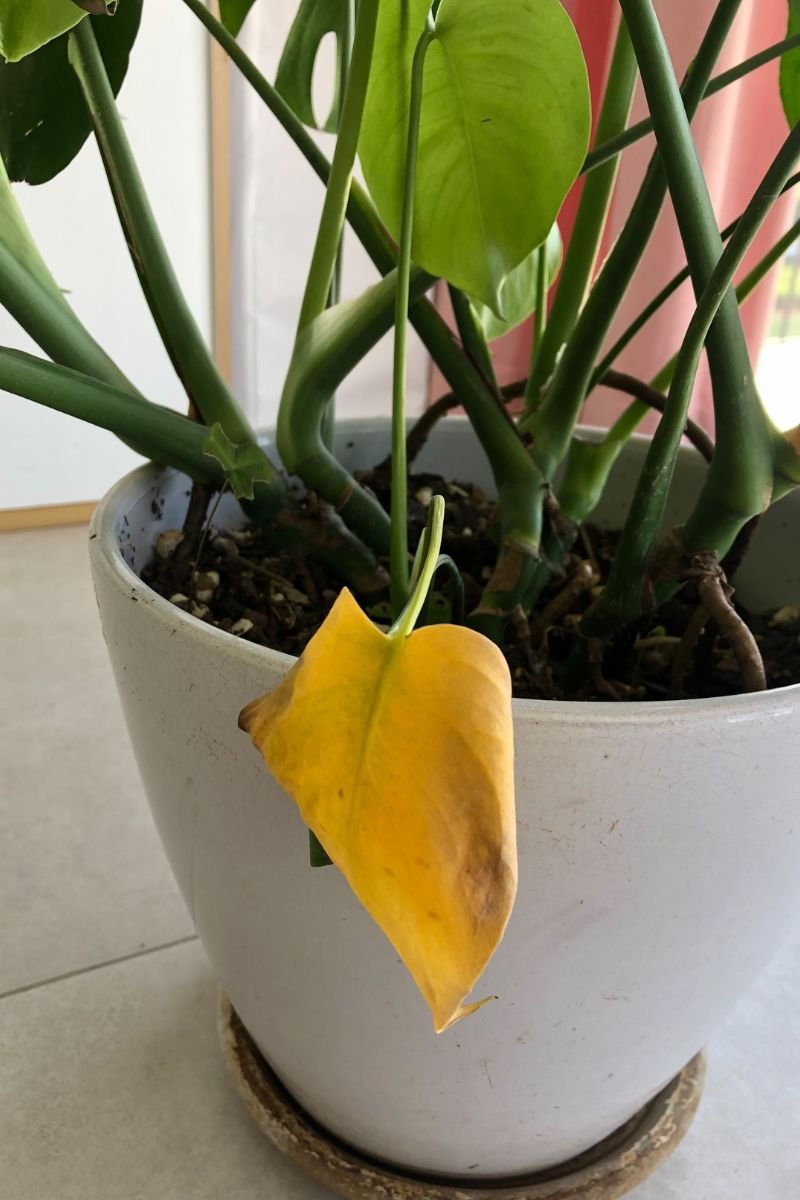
top-left (203, 423), bottom-right (273, 500)
top-left (359, 0), bottom-right (590, 313)
top-left (470, 223), bottom-right (563, 340)
top-left (0, 0), bottom-right (141, 183)
top-left (275, 0), bottom-right (350, 132)
top-left (219, 0), bottom-right (256, 38)
top-left (0, 0), bottom-right (84, 62)
top-left (781, 1), bottom-right (800, 124)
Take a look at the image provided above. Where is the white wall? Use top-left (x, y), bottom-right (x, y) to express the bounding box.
top-left (229, 1), bottom-right (429, 427)
top-left (0, 1), bottom-right (212, 510)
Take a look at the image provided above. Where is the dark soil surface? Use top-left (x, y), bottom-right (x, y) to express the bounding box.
top-left (142, 472), bottom-right (800, 702)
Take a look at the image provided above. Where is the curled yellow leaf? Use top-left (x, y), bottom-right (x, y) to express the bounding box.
top-left (240, 588), bottom-right (517, 1033)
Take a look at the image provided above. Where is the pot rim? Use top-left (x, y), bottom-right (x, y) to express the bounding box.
top-left (90, 435), bottom-right (800, 728)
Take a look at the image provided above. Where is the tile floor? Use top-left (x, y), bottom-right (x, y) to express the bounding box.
top-left (1, 524), bottom-right (799, 1198)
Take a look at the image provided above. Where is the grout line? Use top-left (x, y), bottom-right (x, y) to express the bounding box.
top-left (0, 934), bottom-right (199, 1003)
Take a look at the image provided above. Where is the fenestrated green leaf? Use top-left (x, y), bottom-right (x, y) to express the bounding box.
top-left (0, 0), bottom-right (141, 183)
top-left (203, 422), bottom-right (273, 500)
top-left (470, 223), bottom-right (563, 341)
top-left (781, 1), bottom-right (800, 124)
top-left (0, 0), bottom-right (84, 63)
top-left (275, 0), bottom-right (350, 132)
top-left (219, 0), bottom-right (256, 38)
top-left (359, 0), bottom-right (590, 314)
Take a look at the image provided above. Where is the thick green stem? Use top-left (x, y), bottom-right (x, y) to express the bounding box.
top-left (389, 495), bottom-right (445, 638)
top-left (585, 30), bottom-right (800, 175)
top-left (588, 173), bottom-right (800, 387)
top-left (582, 111), bottom-right (800, 636)
top-left (279, 270), bottom-right (433, 557)
top-left (296, 0), bottom-right (378, 331)
top-left (181, 0), bottom-right (390, 271)
top-left (0, 155), bottom-right (136, 394)
top-left (184, 0), bottom-right (552, 628)
top-left (556, 211), bottom-right (800, 531)
top-left (680, 159), bottom-right (800, 550)
top-left (519, 0), bottom-right (742, 472)
top-left (181, 0), bottom-right (523, 521)
top-left (69, 20), bottom-right (263, 455)
top-left (391, 19), bottom-right (437, 615)
top-left (0, 345), bottom-right (385, 590)
top-left (320, 0), bottom-right (356, 452)
top-left (525, 18), bottom-right (638, 406)
top-left (449, 286), bottom-right (499, 395)
top-left (0, 349), bottom-right (222, 482)
top-left (621, 0), bottom-right (788, 543)
top-left (533, 247), bottom-right (548, 345)
top-left (0, 243), bottom-right (136, 394)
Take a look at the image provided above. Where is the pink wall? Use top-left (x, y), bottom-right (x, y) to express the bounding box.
top-left (432, 0), bottom-right (793, 433)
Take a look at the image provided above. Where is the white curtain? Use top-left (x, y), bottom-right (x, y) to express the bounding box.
top-left (229, 2), bottom-right (430, 429)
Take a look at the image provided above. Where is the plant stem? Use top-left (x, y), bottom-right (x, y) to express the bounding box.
top-left (181, 0), bottom-right (390, 270)
top-left (622, 0), bottom-right (797, 547)
top-left (589, 173), bottom-right (800, 386)
top-left (181, 0), bottom-right (526, 514)
top-left (520, 0), bottom-right (742, 472)
top-left (183, 0), bottom-right (548, 607)
top-left (320, 0), bottom-right (356, 453)
top-left (679, 132), bottom-right (800, 552)
top-left (585, 30), bottom-right (800, 175)
top-left (449, 285), bottom-right (499, 395)
top-left (582, 113), bottom-right (800, 635)
top-left (279, 269), bottom-right (433, 556)
top-left (389, 495), bottom-right (445, 638)
top-left (564, 211), bottom-right (800, 518)
top-left (404, 377), bottom-right (527, 466)
top-left (601, 370), bottom-right (714, 461)
top-left (0, 349), bottom-right (223, 482)
top-left (0, 242), bottom-right (136, 394)
top-left (296, 0), bottom-right (378, 331)
top-left (0, 154), bottom-right (136, 395)
top-left (533, 247), bottom-right (548, 346)
top-left (391, 17), bottom-right (437, 616)
top-left (68, 20), bottom-right (264, 456)
top-left (525, 17), bottom-right (638, 407)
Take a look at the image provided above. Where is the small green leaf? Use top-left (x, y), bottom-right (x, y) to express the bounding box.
top-left (781, 1), bottom-right (800, 125)
top-left (0, 0), bottom-right (141, 183)
top-left (360, 0), bottom-right (590, 313)
top-left (219, 0), bottom-right (256, 38)
top-left (203, 423), bottom-right (273, 501)
top-left (275, 0), bottom-right (351, 132)
top-left (0, 0), bottom-right (84, 62)
top-left (470, 224), bottom-right (563, 341)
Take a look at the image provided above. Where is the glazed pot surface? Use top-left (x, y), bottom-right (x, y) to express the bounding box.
top-left (90, 421), bottom-right (800, 1177)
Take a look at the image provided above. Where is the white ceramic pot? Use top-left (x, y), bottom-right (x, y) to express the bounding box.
top-left (90, 421), bottom-right (800, 1179)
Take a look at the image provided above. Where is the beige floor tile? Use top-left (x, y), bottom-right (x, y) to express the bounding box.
top-left (0, 526), bottom-right (194, 994)
top-left (1, 934), bottom-right (798, 1198)
top-left (634, 929), bottom-right (800, 1198)
top-left (0, 939), bottom-right (332, 1200)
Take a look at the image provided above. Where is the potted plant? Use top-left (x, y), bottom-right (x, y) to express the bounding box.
top-left (3, 0), bottom-right (800, 1194)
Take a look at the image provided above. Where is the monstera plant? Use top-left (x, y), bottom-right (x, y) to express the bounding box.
top-left (2, 0), bottom-right (800, 1064)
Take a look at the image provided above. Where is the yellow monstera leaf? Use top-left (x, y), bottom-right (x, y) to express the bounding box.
top-left (240, 587), bottom-right (517, 1033)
